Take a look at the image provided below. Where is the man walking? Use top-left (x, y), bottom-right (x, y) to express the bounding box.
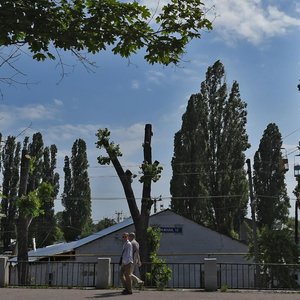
top-left (129, 232), bottom-right (144, 288)
top-left (120, 232), bottom-right (133, 295)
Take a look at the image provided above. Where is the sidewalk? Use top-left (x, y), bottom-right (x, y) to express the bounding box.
top-left (1, 288), bottom-right (299, 300)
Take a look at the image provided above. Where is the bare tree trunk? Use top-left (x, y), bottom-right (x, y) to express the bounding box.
top-left (17, 149), bottom-right (30, 285)
top-left (138, 124), bottom-right (153, 277)
top-left (16, 215), bottom-right (31, 284)
top-left (105, 124), bottom-right (154, 279)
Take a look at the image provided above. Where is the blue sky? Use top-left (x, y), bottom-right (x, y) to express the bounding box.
top-left (1, 0), bottom-right (300, 223)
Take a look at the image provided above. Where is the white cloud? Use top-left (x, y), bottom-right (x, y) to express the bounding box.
top-left (142, 0), bottom-right (300, 44)
top-left (110, 123), bottom-right (145, 157)
top-left (296, 3), bottom-right (300, 14)
top-left (44, 122), bottom-right (146, 160)
top-left (208, 0), bottom-right (300, 44)
top-left (0, 103), bottom-right (57, 120)
top-left (20, 104), bottom-right (56, 119)
top-left (146, 70), bottom-right (166, 85)
top-left (45, 123), bottom-right (100, 144)
top-left (131, 80), bottom-right (140, 89)
top-left (140, 0), bottom-right (169, 13)
top-left (53, 98), bottom-right (64, 106)
top-left (0, 103), bottom-right (60, 134)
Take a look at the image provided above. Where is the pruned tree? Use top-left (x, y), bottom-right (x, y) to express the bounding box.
top-left (95, 124), bottom-right (162, 273)
top-left (62, 138), bottom-right (92, 241)
top-left (170, 60), bottom-right (250, 236)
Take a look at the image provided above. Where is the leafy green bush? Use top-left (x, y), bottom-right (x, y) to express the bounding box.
top-left (146, 227), bottom-right (172, 290)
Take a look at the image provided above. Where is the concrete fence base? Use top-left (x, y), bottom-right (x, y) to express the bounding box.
top-left (0, 256), bottom-right (9, 287)
top-left (204, 258), bottom-right (217, 291)
top-left (96, 257), bottom-right (111, 289)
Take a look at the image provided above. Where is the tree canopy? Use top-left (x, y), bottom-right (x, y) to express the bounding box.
top-left (253, 123), bottom-right (290, 229)
top-left (170, 60), bottom-right (250, 236)
top-left (0, 0), bottom-right (212, 66)
top-left (62, 138), bottom-right (92, 242)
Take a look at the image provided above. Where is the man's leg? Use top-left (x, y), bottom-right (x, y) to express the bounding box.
top-left (120, 265), bottom-right (126, 290)
top-left (130, 263), bottom-right (144, 289)
top-left (123, 263), bottom-right (133, 294)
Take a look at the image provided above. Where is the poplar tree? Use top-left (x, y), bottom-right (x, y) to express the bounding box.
top-left (253, 123), bottom-right (290, 229)
top-left (1, 136), bottom-right (21, 251)
top-left (27, 133), bottom-right (44, 192)
top-left (27, 133), bottom-right (49, 246)
top-left (32, 145), bottom-right (60, 247)
top-left (251, 123), bottom-right (297, 286)
top-left (62, 139), bottom-right (92, 242)
top-left (170, 60), bottom-right (250, 236)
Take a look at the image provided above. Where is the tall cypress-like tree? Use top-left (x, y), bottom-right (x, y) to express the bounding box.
top-left (32, 145), bottom-right (60, 247)
top-left (27, 133), bottom-right (44, 247)
top-left (251, 123), bottom-right (297, 284)
top-left (1, 136), bottom-right (21, 251)
top-left (253, 123), bottom-right (290, 229)
top-left (170, 60), bottom-right (250, 236)
top-left (62, 139), bottom-right (92, 242)
top-left (21, 133), bottom-right (60, 248)
top-left (27, 133), bottom-right (44, 192)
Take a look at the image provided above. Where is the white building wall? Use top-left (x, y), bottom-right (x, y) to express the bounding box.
top-left (149, 210), bottom-right (250, 264)
top-left (74, 210), bottom-right (252, 288)
top-left (76, 210), bottom-right (250, 265)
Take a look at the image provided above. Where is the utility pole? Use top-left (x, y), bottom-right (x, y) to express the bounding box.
top-left (293, 144), bottom-right (300, 246)
top-left (246, 158), bottom-right (260, 286)
top-left (295, 198), bottom-right (298, 245)
top-left (115, 211), bottom-right (123, 223)
top-left (153, 195), bottom-right (162, 213)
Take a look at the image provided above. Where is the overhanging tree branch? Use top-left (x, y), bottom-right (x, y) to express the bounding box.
top-left (0, 0), bottom-right (213, 73)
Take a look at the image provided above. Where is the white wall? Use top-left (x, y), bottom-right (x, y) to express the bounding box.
top-left (76, 210), bottom-right (250, 264)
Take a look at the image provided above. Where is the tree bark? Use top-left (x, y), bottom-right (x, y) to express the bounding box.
top-left (16, 149), bottom-right (30, 285)
top-left (139, 124), bottom-right (153, 271)
top-left (106, 124), bottom-right (154, 279)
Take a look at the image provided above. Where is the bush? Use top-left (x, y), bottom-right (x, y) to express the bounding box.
top-left (146, 227), bottom-right (172, 290)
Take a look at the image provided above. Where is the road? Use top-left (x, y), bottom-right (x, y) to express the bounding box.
top-left (1, 288), bottom-right (299, 300)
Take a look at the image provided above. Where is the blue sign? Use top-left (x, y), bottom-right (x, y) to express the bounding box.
top-left (160, 227), bottom-right (183, 233)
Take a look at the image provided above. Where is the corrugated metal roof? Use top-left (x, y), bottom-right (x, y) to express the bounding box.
top-left (10, 216), bottom-right (134, 262)
top-left (72, 216), bottom-right (134, 248)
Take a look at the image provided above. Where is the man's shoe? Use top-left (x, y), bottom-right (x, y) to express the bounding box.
top-left (122, 290), bottom-right (133, 295)
top-left (138, 281), bottom-right (144, 290)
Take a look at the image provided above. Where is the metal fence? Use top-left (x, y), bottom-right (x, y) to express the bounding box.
top-left (218, 263), bottom-right (257, 289)
top-left (111, 262), bottom-right (204, 289)
top-left (218, 263), bottom-right (300, 290)
top-left (7, 259), bottom-right (300, 290)
top-left (8, 260), bottom-right (96, 287)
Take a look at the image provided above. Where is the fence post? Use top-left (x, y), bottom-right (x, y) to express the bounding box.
top-left (0, 256), bottom-right (9, 287)
top-left (204, 258), bottom-right (217, 291)
top-left (96, 257), bottom-right (111, 289)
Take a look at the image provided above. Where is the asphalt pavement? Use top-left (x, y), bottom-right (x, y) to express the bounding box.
top-left (1, 288), bottom-right (300, 300)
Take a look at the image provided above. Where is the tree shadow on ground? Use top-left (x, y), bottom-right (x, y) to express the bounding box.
top-left (86, 291), bottom-right (122, 298)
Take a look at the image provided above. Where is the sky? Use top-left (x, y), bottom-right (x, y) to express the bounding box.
top-left (0, 0), bottom-right (300, 223)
